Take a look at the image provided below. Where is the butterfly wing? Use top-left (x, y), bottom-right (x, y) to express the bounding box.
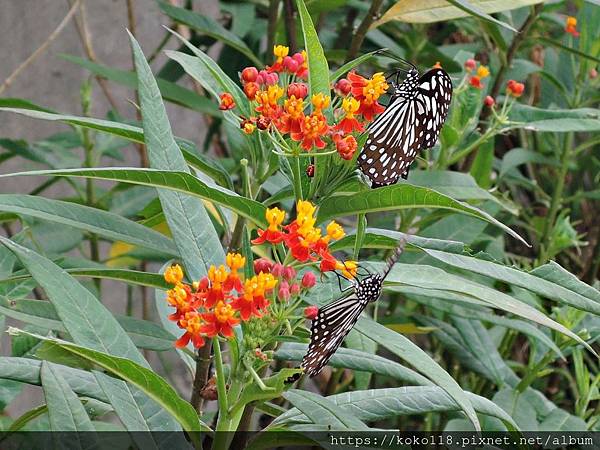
top-left (357, 68), bottom-right (453, 187)
top-left (301, 292), bottom-right (369, 377)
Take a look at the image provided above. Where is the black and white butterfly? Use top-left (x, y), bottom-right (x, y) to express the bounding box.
top-left (287, 240), bottom-right (406, 382)
top-left (358, 58), bottom-right (453, 188)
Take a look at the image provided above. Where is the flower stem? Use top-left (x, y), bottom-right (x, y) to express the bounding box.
top-left (291, 155), bottom-right (304, 200)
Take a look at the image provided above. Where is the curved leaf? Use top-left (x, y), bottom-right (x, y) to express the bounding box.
top-left (0, 194), bottom-right (176, 256)
top-left (158, 1), bottom-right (261, 65)
top-left (129, 32), bottom-right (225, 280)
top-left (296, 0), bottom-right (331, 100)
top-left (40, 361), bottom-right (97, 435)
top-left (275, 342), bottom-right (432, 386)
top-left (10, 329), bottom-right (209, 436)
top-left (374, 0), bottom-right (541, 29)
top-left (276, 387), bottom-right (518, 431)
top-left (283, 389), bottom-right (368, 430)
top-left (0, 104), bottom-right (232, 189)
top-left (316, 183), bottom-right (528, 246)
top-left (0, 168), bottom-right (267, 228)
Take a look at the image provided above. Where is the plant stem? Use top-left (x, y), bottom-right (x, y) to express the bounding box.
top-left (190, 341), bottom-right (213, 414)
top-left (291, 155), bottom-right (303, 200)
top-left (346, 0), bottom-right (384, 62)
top-left (540, 132), bottom-right (573, 262)
top-left (283, 0), bottom-right (297, 53)
top-left (479, 3), bottom-right (542, 124)
top-left (213, 339), bottom-right (229, 423)
top-left (267, 0), bottom-right (280, 55)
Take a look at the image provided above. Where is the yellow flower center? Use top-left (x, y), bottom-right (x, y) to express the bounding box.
top-left (284, 96), bottom-right (305, 118)
top-left (214, 301), bottom-right (235, 323)
top-left (226, 252), bottom-right (246, 271)
top-left (341, 97), bottom-right (360, 118)
top-left (265, 207), bottom-right (286, 231)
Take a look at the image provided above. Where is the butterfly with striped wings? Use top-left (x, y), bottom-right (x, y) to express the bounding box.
top-left (287, 240), bottom-right (406, 382)
top-left (358, 59), bottom-right (453, 188)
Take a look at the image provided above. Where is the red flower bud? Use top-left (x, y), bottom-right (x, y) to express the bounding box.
top-left (283, 266), bottom-right (296, 280)
top-left (241, 66), bottom-right (259, 83)
top-left (287, 82), bottom-right (308, 99)
top-left (334, 78), bottom-right (352, 96)
top-left (306, 164), bottom-right (315, 177)
top-left (464, 59), bottom-right (477, 72)
top-left (301, 271), bottom-right (316, 288)
top-left (253, 258), bottom-right (273, 274)
top-left (484, 95), bottom-right (495, 107)
top-left (219, 92), bottom-right (235, 110)
top-left (304, 305), bottom-right (318, 320)
top-left (272, 263), bottom-right (284, 277)
top-left (244, 82), bottom-right (259, 100)
top-left (197, 276), bottom-right (209, 291)
top-left (256, 115), bottom-right (271, 130)
top-left (290, 283), bottom-right (300, 295)
top-left (590, 68), bottom-right (598, 79)
top-left (283, 56), bottom-right (299, 73)
top-left (469, 76), bottom-right (483, 89)
top-left (506, 79), bottom-right (525, 97)
top-left (292, 52), bottom-right (304, 65)
top-left (278, 281), bottom-right (291, 301)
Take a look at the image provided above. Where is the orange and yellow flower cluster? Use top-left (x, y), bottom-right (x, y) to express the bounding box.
top-left (164, 252), bottom-right (316, 348)
top-left (565, 16), bottom-right (579, 38)
top-left (464, 58), bottom-right (490, 90)
top-left (217, 44), bottom-right (389, 161)
top-left (253, 200), bottom-right (358, 279)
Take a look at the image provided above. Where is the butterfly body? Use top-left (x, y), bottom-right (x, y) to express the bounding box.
top-left (358, 67), bottom-right (452, 187)
top-left (287, 241), bottom-right (406, 382)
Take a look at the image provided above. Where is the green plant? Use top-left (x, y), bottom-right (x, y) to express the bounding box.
top-left (0, 0), bottom-right (598, 447)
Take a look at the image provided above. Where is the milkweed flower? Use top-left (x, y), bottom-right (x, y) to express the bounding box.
top-left (348, 71), bottom-right (388, 121)
top-left (484, 95), bottom-right (495, 107)
top-left (164, 264), bottom-right (184, 284)
top-left (311, 93), bottom-right (330, 114)
top-left (334, 78), bottom-right (352, 96)
top-left (219, 93), bottom-right (235, 110)
top-left (241, 66), bottom-right (259, 83)
top-left (336, 97), bottom-right (363, 134)
top-left (200, 301), bottom-right (240, 338)
top-left (301, 271), bottom-right (316, 288)
top-left (506, 80), bottom-right (525, 97)
top-left (296, 112), bottom-right (329, 151)
top-left (565, 16), bottom-right (580, 37)
top-left (333, 134), bottom-right (358, 160)
top-left (175, 311), bottom-right (205, 348)
top-left (304, 305), bottom-right (319, 319)
top-left (253, 207), bottom-right (286, 244)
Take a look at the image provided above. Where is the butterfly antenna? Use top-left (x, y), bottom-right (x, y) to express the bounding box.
top-left (382, 238), bottom-right (407, 279)
top-left (376, 49), bottom-right (417, 71)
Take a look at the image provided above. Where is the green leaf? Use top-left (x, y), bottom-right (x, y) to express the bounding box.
top-left (275, 342), bottom-right (431, 386)
top-left (157, 1), bottom-right (261, 65)
top-left (283, 389), bottom-right (368, 430)
top-left (517, 118), bottom-right (600, 132)
top-left (499, 148), bottom-right (560, 177)
top-left (0, 167), bottom-right (267, 228)
top-left (316, 183), bottom-right (528, 246)
top-left (0, 194), bottom-right (176, 256)
top-left (330, 50), bottom-right (379, 82)
top-left (0, 357), bottom-right (106, 402)
top-left (40, 361), bottom-right (97, 434)
top-left (421, 248), bottom-right (600, 316)
top-left (1, 268), bottom-right (168, 291)
top-left (129, 31), bottom-right (225, 280)
top-left (296, 0), bottom-right (331, 99)
top-left (0, 238), bottom-right (181, 431)
top-left (383, 261), bottom-right (595, 353)
top-left (232, 368), bottom-right (301, 416)
top-left (166, 30), bottom-right (251, 117)
top-left (374, 0), bottom-right (541, 29)
top-left (0, 104), bottom-right (232, 188)
top-left (330, 228), bottom-right (465, 254)
top-left (444, 0), bottom-right (517, 32)
top-left (0, 238), bottom-right (145, 364)
top-left (537, 37), bottom-right (600, 64)
top-left (11, 329), bottom-right (209, 436)
top-left (60, 54), bottom-right (219, 116)
top-left (0, 296), bottom-right (175, 351)
top-left (353, 318), bottom-right (481, 431)
top-left (470, 139), bottom-right (494, 189)
top-left (94, 372), bottom-right (167, 449)
top-left (275, 387), bottom-right (518, 430)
